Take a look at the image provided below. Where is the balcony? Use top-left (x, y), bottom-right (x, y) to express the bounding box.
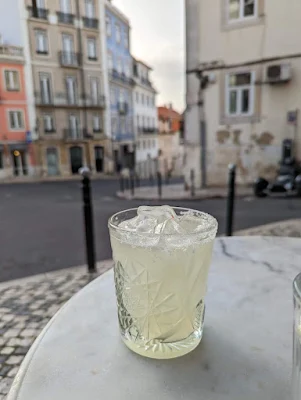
top-left (84, 95), bottom-right (106, 109)
top-left (138, 127), bottom-right (158, 135)
top-left (117, 101), bottom-right (129, 115)
top-left (59, 51), bottom-right (80, 68)
top-left (57, 12), bottom-right (75, 25)
top-left (34, 91), bottom-right (53, 106)
top-left (27, 6), bottom-right (48, 20)
top-left (141, 77), bottom-right (153, 87)
top-left (64, 128), bottom-right (85, 141)
top-left (0, 45), bottom-right (23, 58)
top-left (110, 69), bottom-right (134, 86)
top-left (82, 17), bottom-right (99, 29)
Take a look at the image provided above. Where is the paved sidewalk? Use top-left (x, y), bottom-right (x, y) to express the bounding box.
top-left (117, 184), bottom-right (253, 200)
top-left (0, 174), bottom-right (117, 185)
top-left (0, 261), bottom-right (113, 399)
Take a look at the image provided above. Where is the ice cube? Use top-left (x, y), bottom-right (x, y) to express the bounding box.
top-left (137, 205), bottom-right (177, 225)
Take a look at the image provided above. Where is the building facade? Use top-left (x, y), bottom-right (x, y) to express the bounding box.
top-left (0, 0), bottom-right (111, 178)
top-left (185, 0), bottom-right (301, 186)
top-left (105, 0), bottom-right (134, 171)
top-left (0, 43), bottom-right (34, 179)
top-left (133, 58), bottom-right (158, 178)
top-left (158, 105), bottom-right (184, 177)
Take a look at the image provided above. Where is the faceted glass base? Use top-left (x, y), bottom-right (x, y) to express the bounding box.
top-left (121, 327), bottom-right (203, 360)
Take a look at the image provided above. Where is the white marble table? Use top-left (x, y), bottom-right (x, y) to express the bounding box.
top-left (7, 237), bottom-right (301, 400)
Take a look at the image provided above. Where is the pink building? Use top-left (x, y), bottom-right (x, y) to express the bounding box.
top-left (0, 44), bottom-right (34, 179)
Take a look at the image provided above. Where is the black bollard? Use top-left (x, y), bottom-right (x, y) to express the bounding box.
top-left (130, 170), bottom-right (135, 196)
top-left (120, 175), bottom-right (125, 192)
top-left (80, 168), bottom-right (96, 274)
top-left (225, 164), bottom-right (236, 237)
top-left (157, 171), bottom-right (162, 198)
top-left (190, 169), bottom-right (195, 197)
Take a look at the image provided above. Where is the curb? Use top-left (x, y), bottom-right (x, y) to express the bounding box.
top-left (116, 191), bottom-right (254, 201)
top-left (0, 175), bottom-right (119, 186)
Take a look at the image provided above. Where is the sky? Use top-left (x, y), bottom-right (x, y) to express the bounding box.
top-left (113, 0), bottom-right (185, 112)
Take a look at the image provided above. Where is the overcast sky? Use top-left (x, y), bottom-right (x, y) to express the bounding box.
top-left (113, 0), bottom-right (185, 112)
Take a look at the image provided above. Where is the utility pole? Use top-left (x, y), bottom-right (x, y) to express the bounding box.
top-left (197, 72), bottom-right (207, 188)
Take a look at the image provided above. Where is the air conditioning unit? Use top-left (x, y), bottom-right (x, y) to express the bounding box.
top-left (266, 63), bottom-right (292, 84)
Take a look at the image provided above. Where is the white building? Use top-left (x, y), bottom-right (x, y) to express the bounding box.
top-left (132, 58), bottom-right (158, 177)
top-left (185, 0), bottom-right (301, 187)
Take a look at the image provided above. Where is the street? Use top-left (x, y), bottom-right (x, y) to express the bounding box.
top-left (0, 179), bottom-right (300, 282)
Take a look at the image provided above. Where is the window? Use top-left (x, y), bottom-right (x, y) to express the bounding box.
top-left (111, 117), bottom-right (117, 134)
top-left (93, 114), bottom-right (102, 132)
top-left (119, 89), bottom-right (124, 103)
top-left (35, 29), bottom-right (48, 54)
top-left (107, 51), bottom-right (113, 71)
top-left (110, 88), bottom-right (115, 105)
top-left (142, 116), bottom-right (145, 127)
top-left (226, 72), bottom-right (254, 116)
top-left (5, 71), bottom-right (20, 91)
top-left (115, 23), bottom-right (121, 43)
top-left (126, 118), bottom-right (132, 133)
top-left (136, 92), bottom-right (139, 103)
top-left (117, 58), bottom-right (123, 74)
top-left (43, 114), bottom-right (55, 133)
top-left (87, 38), bottom-right (97, 60)
top-left (228, 0), bottom-right (256, 22)
top-left (9, 111), bottom-right (24, 130)
top-left (66, 76), bottom-right (77, 104)
top-left (106, 16), bottom-right (111, 36)
top-left (136, 115), bottom-right (139, 127)
top-left (124, 31), bottom-right (129, 49)
top-left (85, 0), bottom-right (94, 17)
top-left (69, 114), bottom-right (80, 138)
top-left (141, 94), bottom-right (144, 105)
top-left (40, 73), bottom-right (52, 104)
top-left (90, 77), bottom-right (99, 104)
top-left (0, 151), bottom-right (2, 169)
top-left (146, 96), bottom-right (149, 107)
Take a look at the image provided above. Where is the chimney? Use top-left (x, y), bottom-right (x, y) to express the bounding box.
top-left (169, 103), bottom-right (172, 110)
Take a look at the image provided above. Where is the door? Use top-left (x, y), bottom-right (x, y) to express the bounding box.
top-left (60, 0), bottom-right (71, 13)
top-left (94, 146), bottom-right (104, 172)
top-left (90, 78), bottom-right (99, 105)
top-left (62, 34), bottom-right (74, 64)
top-left (69, 114), bottom-right (80, 138)
top-left (85, 0), bottom-right (94, 17)
top-left (70, 146), bottom-right (83, 174)
top-left (46, 148), bottom-right (59, 176)
top-left (66, 77), bottom-right (77, 104)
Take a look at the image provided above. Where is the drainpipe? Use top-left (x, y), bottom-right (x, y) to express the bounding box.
top-left (75, 0), bottom-right (90, 167)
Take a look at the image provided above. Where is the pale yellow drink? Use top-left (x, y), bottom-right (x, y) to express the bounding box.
top-left (109, 206), bottom-right (217, 359)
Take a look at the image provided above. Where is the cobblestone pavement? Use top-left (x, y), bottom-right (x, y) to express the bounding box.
top-left (0, 261), bottom-right (112, 399)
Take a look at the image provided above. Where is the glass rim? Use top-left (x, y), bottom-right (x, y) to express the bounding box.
top-left (294, 273), bottom-right (301, 302)
top-left (108, 207), bottom-right (218, 238)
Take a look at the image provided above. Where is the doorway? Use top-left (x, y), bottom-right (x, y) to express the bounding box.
top-left (70, 146), bottom-right (83, 174)
top-left (46, 147), bottom-right (59, 176)
top-left (94, 146), bottom-right (104, 172)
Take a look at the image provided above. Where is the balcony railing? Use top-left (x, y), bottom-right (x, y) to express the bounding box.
top-left (64, 128), bottom-right (84, 141)
top-left (34, 91), bottom-right (53, 106)
top-left (110, 69), bottom-right (134, 86)
top-left (27, 6), bottom-right (49, 20)
top-left (82, 17), bottom-right (99, 29)
top-left (84, 95), bottom-right (106, 108)
top-left (57, 11), bottom-right (75, 24)
top-left (141, 77), bottom-right (152, 87)
top-left (59, 51), bottom-right (80, 67)
top-left (117, 101), bottom-right (129, 115)
top-left (0, 45), bottom-right (23, 58)
top-left (138, 127), bottom-right (158, 135)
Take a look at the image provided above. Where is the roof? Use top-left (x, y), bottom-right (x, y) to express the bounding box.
top-left (133, 57), bottom-right (153, 71)
top-left (158, 106), bottom-right (183, 133)
top-left (105, 0), bottom-right (130, 26)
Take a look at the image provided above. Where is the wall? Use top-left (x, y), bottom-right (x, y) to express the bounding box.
top-left (186, 0), bottom-right (301, 186)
